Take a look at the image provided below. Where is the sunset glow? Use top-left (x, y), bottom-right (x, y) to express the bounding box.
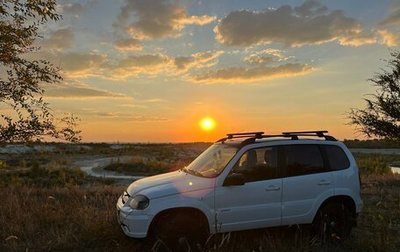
top-left (28, 0), bottom-right (400, 142)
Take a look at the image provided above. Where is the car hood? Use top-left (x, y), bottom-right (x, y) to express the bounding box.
top-left (126, 170), bottom-right (215, 199)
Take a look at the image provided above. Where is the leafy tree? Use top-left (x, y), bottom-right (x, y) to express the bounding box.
top-left (0, 0), bottom-right (80, 142)
top-left (349, 51), bottom-right (400, 141)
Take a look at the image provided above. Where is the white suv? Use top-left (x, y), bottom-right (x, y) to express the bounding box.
top-left (116, 131), bottom-right (363, 247)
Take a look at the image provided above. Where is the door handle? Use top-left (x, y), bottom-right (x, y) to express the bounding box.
top-left (318, 180), bottom-right (331, 186)
top-left (265, 185), bottom-right (280, 191)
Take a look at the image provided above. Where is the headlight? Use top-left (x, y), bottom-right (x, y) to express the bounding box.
top-left (128, 195), bottom-right (149, 210)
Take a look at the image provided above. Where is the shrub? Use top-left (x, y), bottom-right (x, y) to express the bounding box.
top-left (354, 153), bottom-right (400, 174)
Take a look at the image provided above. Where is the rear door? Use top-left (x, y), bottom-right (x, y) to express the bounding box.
top-left (281, 144), bottom-right (334, 225)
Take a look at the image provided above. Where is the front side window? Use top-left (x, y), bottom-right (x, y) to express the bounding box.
top-left (231, 146), bottom-right (279, 183)
top-left (184, 143), bottom-right (238, 178)
top-left (284, 145), bottom-right (325, 176)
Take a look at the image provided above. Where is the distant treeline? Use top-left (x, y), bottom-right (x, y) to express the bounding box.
top-left (2, 140), bottom-right (400, 150)
top-left (344, 139), bottom-right (400, 149)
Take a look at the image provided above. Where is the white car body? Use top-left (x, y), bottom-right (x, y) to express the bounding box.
top-left (116, 133), bottom-right (363, 239)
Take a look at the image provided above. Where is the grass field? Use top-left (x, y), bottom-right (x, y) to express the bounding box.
top-left (1, 174), bottom-right (399, 251)
top-left (1, 144), bottom-right (400, 251)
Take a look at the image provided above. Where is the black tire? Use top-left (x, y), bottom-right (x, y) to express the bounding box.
top-left (312, 201), bottom-right (353, 243)
top-left (152, 212), bottom-right (208, 252)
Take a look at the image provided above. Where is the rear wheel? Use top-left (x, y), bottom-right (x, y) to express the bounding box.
top-left (313, 201), bottom-right (352, 243)
top-left (152, 212), bottom-right (208, 252)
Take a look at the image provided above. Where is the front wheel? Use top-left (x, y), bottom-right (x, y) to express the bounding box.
top-left (312, 201), bottom-right (353, 243)
top-left (152, 213), bottom-right (208, 252)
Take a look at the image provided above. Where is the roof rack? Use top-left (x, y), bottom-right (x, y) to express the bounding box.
top-left (281, 130), bottom-right (336, 141)
top-left (216, 130), bottom-right (336, 144)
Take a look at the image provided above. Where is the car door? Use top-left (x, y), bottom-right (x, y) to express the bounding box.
top-left (281, 144), bottom-right (334, 225)
top-left (214, 146), bottom-right (282, 233)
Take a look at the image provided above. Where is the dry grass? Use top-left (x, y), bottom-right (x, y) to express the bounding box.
top-left (0, 185), bottom-right (152, 251)
top-left (349, 174), bottom-right (400, 251)
top-left (1, 174), bottom-right (400, 251)
top-left (1, 144), bottom-right (400, 251)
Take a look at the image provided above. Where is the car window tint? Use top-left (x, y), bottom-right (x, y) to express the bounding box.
top-left (232, 147), bottom-right (279, 182)
top-left (324, 145), bottom-right (350, 170)
top-left (284, 145), bottom-right (325, 176)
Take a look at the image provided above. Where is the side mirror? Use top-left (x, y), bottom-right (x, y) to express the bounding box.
top-left (223, 173), bottom-right (245, 186)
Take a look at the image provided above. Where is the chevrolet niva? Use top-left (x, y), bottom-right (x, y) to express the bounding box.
top-left (116, 131), bottom-right (362, 248)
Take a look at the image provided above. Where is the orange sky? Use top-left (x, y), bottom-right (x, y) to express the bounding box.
top-left (22, 0), bottom-right (400, 142)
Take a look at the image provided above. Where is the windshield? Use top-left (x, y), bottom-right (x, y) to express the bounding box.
top-left (183, 143), bottom-right (238, 178)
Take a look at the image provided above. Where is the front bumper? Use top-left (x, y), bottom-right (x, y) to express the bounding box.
top-left (116, 195), bottom-right (152, 238)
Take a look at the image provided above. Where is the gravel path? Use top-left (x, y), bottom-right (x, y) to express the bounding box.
top-left (75, 156), bottom-right (145, 180)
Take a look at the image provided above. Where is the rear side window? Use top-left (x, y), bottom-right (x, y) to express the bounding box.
top-left (323, 145), bottom-right (350, 170)
top-left (284, 145), bottom-right (325, 176)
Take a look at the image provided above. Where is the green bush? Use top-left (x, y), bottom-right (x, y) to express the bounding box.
top-left (104, 159), bottom-right (170, 176)
top-left (0, 165), bottom-right (87, 187)
top-left (353, 153), bottom-right (400, 174)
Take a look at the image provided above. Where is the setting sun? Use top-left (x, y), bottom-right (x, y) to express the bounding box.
top-left (199, 117), bottom-right (216, 131)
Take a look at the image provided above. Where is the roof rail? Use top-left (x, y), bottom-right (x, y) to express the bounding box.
top-left (281, 130), bottom-right (336, 141)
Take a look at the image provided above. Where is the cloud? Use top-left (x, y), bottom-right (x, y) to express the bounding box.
top-left (47, 52), bottom-right (169, 79)
top-left (32, 51), bottom-right (108, 78)
top-left (379, 9), bottom-right (400, 27)
top-left (129, 115), bottom-right (169, 122)
top-left (338, 33), bottom-right (377, 47)
top-left (117, 54), bottom-right (170, 68)
top-left (42, 28), bottom-right (74, 50)
top-left (189, 48), bottom-right (312, 84)
top-left (174, 56), bottom-right (194, 70)
top-left (43, 45), bottom-right (307, 83)
top-left (377, 29), bottom-right (398, 47)
top-left (179, 15), bottom-right (216, 26)
top-left (293, 0), bottom-right (328, 17)
top-left (214, 0), bottom-right (370, 47)
top-left (114, 0), bottom-right (215, 41)
top-left (378, 6), bottom-right (400, 27)
top-left (110, 54), bottom-right (171, 78)
top-left (88, 111), bottom-right (168, 122)
top-left (44, 82), bottom-right (127, 99)
top-left (118, 98), bottom-right (167, 109)
top-left (59, 52), bottom-right (108, 77)
top-left (174, 51), bottom-right (223, 71)
top-left (45, 49), bottom-right (223, 79)
top-left (190, 63), bottom-right (312, 83)
top-left (108, 50), bottom-right (223, 79)
top-left (114, 38), bottom-right (143, 51)
top-left (376, 3), bottom-right (400, 46)
top-left (244, 49), bottom-right (289, 65)
top-left (36, 45), bottom-right (223, 81)
top-left (141, 98), bottom-right (166, 103)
